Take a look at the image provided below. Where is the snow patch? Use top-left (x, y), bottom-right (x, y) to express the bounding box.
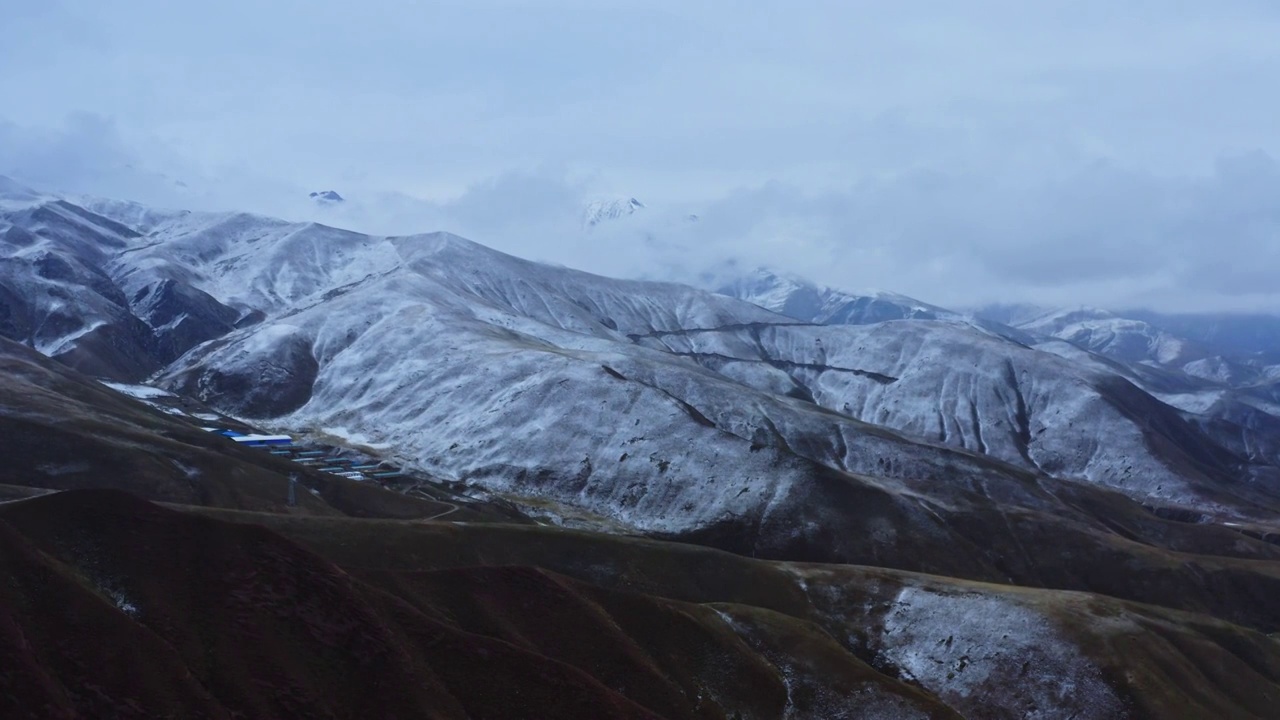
top-left (108, 589), bottom-right (141, 617)
top-left (877, 586), bottom-right (1125, 719)
top-left (100, 381), bottom-right (177, 400)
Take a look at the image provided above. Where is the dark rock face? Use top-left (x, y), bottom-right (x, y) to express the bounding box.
top-left (0, 247), bottom-right (159, 381)
top-left (0, 281), bottom-right (33, 343)
top-left (171, 332), bottom-right (319, 417)
top-left (130, 279), bottom-right (241, 363)
top-left (48, 314), bottom-right (161, 382)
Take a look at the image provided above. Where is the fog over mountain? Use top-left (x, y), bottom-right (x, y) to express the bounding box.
top-left (5, 175), bottom-right (1280, 718)
top-left (5, 1), bottom-right (1280, 312)
top-left (5, 4), bottom-right (1280, 717)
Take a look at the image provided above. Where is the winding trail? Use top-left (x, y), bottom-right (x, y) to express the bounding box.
top-left (405, 485), bottom-right (463, 521)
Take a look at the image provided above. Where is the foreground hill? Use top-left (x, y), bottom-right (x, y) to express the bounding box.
top-left (2, 489), bottom-right (1278, 719)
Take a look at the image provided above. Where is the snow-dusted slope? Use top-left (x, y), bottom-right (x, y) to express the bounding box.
top-left (993, 305), bottom-right (1280, 388)
top-left (118, 222), bottom-right (1271, 519)
top-left (723, 271), bottom-right (1280, 487)
top-left (154, 233), bottom-right (1056, 543)
top-left (721, 269), bottom-right (954, 325)
top-left (719, 269), bottom-right (1034, 344)
top-left (0, 188), bottom-right (245, 380)
top-left (5, 189), bottom-right (1280, 541)
top-left (0, 189), bottom-right (156, 379)
top-left (630, 317), bottom-right (1278, 511)
top-left (1018, 308), bottom-right (1200, 366)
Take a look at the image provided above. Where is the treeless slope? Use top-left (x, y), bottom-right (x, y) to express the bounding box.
top-left (0, 336), bottom-right (454, 519)
top-left (240, 501), bottom-right (1280, 635)
top-left (0, 490), bottom-right (666, 719)
top-left (0, 520), bottom-right (228, 720)
top-left (0, 490), bottom-right (969, 719)
top-left (3, 488), bottom-right (1278, 719)
top-left (361, 565), bottom-right (962, 719)
top-left (227, 510), bottom-right (1280, 719)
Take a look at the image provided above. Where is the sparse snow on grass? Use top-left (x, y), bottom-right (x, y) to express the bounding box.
top-left (108, 589), bottom-right (141, 617)
top-left (876, 586), bottom-right (1125, 719)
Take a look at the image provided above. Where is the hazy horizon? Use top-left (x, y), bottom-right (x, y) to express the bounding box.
top-left (4, 1), bottom-right (1280, 313)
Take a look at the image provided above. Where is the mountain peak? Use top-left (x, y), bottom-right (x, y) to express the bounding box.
top-left (309, 190), bottom-right (345, 205)
top-left (582, 196), bottom-right (645, 228)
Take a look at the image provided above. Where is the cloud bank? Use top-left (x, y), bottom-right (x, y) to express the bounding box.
top-left (3, 1), bottom-right (1279, 312)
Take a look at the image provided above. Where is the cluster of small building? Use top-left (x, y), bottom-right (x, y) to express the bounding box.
top-left (203, 427), bottom-right (404, 483)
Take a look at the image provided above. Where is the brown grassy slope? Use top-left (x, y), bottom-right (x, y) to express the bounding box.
top-left (361, 565), bottom-right (962, 720)
top-left (0, 490), bottom-right (969, 720)
top-left (622, 457), bottom-right (1280, 634)
top-left (0, 520), bottom-right (229, 720)
top-left (0, 490), bottom-right (670, 719)
top-left (230, 506), bottom-right (1280, 635)
top-left (2, 488), bottom-right (1277, 719)
top-left (0, 484), bottom-right (972, 712)
top-left (220, 510), bottom-right (1280, 719)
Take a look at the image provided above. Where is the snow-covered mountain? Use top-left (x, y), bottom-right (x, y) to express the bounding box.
top-left (7, 177), bottom-right (1280, 718)
top-left (718, 268), bottom-right (1036, 344)
top-left (720, 270), bottom-right (1280, 466)
top-left (1017, 306), bottom-right (1203, 365)
top-left (978, 304), bottom-right (1280, 387)
top-left (5, 180), bottom-right (1280, 539)
top-left (721, 269), bottom-right (953, 325)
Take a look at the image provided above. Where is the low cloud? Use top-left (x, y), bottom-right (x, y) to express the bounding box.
top-left (3, 0), bottom-right (1280, 314)
top-left (4, 115), bottom-right (1279, 314)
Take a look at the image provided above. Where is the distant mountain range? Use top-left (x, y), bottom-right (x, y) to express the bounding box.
top-left (722, 268), bottom-right (1280, 389)
top-left (2, 176), bottom-right (1280, 717)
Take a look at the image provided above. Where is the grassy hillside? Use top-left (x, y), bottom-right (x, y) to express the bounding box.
top-left (2, 490), bottom-right (1277, 718)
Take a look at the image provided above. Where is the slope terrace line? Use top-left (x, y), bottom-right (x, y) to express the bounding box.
top-left (661, 348), bottom-right (899, 385)
top-left (624, 320), bottom-right (817, 342)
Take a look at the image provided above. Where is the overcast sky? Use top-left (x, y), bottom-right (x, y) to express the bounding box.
top-left (3, 0), bottom-right (1280, 312)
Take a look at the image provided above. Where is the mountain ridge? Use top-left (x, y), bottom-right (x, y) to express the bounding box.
top-left (4, 184), bottom-right (1280, 717)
